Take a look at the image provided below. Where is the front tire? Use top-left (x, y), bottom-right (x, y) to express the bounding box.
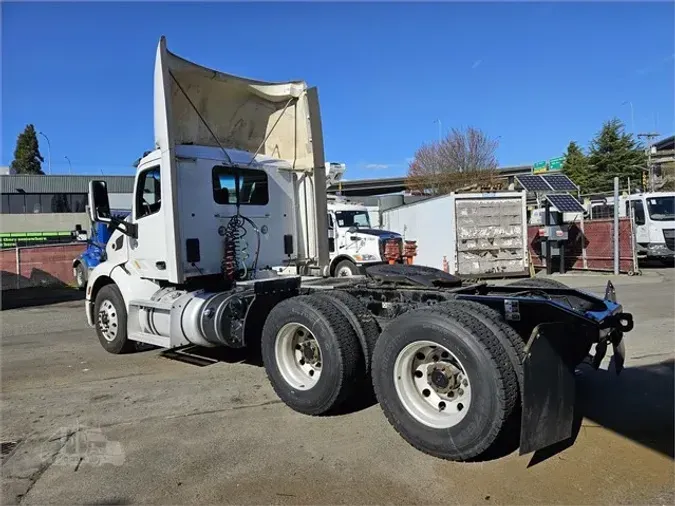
top-left (74, 263), bottom-right (87, 290)
top-left (372, 305), bottom-right (517, 461)
top-left (261, 295), bottom-right (363, 415)
top-left (94, 284), bottom-right (135, 354)
top-left (334, 259), bottom-right (358, 277)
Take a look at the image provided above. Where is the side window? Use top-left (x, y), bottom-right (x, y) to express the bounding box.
top-left (633, 200), bottom-right (645, 225)
top-left (136, 167), bottom-right (161, 219)
top-left (327, 213), bottom-right (334, 230)
top-left (212, 166), bottom-right (269, 206)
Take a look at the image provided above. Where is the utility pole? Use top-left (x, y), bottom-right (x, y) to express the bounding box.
top-left (638, 132), bottom-right (659, 192)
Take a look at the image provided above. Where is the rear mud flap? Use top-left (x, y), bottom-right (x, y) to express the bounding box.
top-left (519, 322), bottom-right (589, 455)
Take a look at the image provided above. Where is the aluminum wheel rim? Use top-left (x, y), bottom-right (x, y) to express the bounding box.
top-left (337, 266), bottom-right (353, 277)
top-left (97, 299), bottom-right (119, 342)
top-left (76, 268), bottom-right (84, 287)
top-left (394, 340), bottom-right (472, 429)
top-left (275, 323), bottom-right (322, 390)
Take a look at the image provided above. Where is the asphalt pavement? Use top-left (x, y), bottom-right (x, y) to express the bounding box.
top-left (1, 268), bottom-right (673, 505)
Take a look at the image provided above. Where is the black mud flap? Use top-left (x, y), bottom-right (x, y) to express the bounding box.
top-left (519, 322), bottom-right (587, 455)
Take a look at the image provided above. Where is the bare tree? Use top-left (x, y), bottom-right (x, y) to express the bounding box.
top-left (407, 126), bottom-right (500, 195)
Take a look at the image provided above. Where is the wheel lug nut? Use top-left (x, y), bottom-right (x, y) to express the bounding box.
top-left (458, 388), bottom-right (464, 396)
top-left (462, 379), bottom-right (468, 387)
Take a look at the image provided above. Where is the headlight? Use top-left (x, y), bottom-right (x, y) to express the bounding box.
top-left (354, 254), bottom-right (377, 261)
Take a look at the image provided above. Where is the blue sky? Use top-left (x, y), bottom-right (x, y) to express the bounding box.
top-left (2, 1), bottom-right (674, 179)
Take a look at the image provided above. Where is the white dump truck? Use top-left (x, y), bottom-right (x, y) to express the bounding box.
top-left (83, 36), bottom-right (635, 463)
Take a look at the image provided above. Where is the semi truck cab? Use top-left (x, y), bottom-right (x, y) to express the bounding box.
top-left (625, 192), bottom-right (675, 263)
top-left (327, 198), bottom-right (403, 276)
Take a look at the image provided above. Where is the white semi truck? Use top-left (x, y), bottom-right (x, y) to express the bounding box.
top-left (324, 163), bottom-right (406, 276)
top-left (588, 192), bottom-right (675, 264)
top-left (83, 36), bottom-right (635, 463)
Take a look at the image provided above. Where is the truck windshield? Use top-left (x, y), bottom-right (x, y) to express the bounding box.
top-left (646, 196), bottom-right (675, 221)
top-left (335, 210), bottom-right (371, 228)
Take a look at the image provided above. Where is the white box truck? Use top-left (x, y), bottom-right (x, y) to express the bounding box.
top-left (382, 192), bottom-right (529, 277)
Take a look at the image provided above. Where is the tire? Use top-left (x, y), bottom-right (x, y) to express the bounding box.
top-left (74, 263), bottom-right (87, 290)
top-left (507, 277), bottom-right (569, 289)
top-left (372, 304), bottom-right (518, 462)
top-left (313, 290), bottom-right (380, 375)
top-left (261, 295), bottom-right (363, 416)
top-left (94, 284), bottom-right (135, 354)
top-left (334, 259), bottom-right (358, 277)
top-left (444, 300), bottom-right (525, 393)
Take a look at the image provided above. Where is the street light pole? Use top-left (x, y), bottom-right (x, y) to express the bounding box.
top-left (38, 131), bottom-right (52, 175)
top-left (64, 156), bottom-right (72, 175)
top-left (621, 101), bottom-right (635, 133)
top-left (433, 119), bottom-right (442, 143)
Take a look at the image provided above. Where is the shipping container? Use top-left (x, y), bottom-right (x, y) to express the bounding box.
top-left (381, 191), bottom-right (529, 277)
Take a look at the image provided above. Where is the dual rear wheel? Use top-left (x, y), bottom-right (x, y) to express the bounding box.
top-left (262, 291), bottom-right (528, 461)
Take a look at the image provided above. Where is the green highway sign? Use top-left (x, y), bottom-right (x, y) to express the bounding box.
top-left (549, 156), bottom-right (565, 171)
top-left (533, 160), bottom-right (547, 174)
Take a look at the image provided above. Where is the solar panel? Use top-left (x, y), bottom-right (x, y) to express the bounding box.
top-left (546, 193), bottom-right (585, 214)
top-left (515, 175), bottom-right (552, 192)
top-left (542, 174), bottom-right (578, 191)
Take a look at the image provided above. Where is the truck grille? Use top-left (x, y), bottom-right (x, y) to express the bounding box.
top-left (663, 229), bottom-right (675, 251)
top-left (379, 237), bottom-right (403, 261)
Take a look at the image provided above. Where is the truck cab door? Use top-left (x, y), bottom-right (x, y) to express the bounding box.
top-left (127, 164), bottom-right (167, 279)
top-left (327, 213), bottom-right (336, 253)
top-left (630, 199), bottom-right (649, 245)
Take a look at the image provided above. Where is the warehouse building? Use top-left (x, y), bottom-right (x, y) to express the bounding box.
top-left (0, 175), bottom-right (134, 248)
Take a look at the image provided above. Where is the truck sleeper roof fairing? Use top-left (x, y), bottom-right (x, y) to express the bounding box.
top-left (154, 36), bottom-right (318, 171)
top-left (152, 36), bottom-right (328, 283)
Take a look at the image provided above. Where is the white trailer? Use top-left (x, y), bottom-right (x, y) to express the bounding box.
top-left (81, 36), bottom-right (635, 465)
top-left (382, 192), bottom-right (529, 277)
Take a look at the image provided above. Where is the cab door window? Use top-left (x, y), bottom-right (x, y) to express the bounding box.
top-left (136, 167), bottom-right (161, 219)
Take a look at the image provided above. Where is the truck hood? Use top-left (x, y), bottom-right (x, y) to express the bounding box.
top-left (154, 36), bottom-right (317, 170)
top-left (353, 228), bottom-right (402, 239)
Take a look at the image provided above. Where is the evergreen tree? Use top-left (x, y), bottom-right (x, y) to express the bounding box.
top-left (586, 118), bottom-right (646, 193)
top-left (10, 124), bottom-right (44, 175)
top-left (561, 141), bottom-right (590, 189)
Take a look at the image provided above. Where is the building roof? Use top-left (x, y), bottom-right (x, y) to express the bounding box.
top-left (653, 135), bottom-right (674, 152)
top-left (0, 174), bottom-right (135, 194)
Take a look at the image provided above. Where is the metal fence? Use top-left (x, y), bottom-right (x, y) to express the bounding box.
top-left (528, 217), bottom-right (637, 273)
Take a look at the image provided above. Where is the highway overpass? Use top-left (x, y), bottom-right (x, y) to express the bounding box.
top-left (327, 165), bottom-right (533, 196)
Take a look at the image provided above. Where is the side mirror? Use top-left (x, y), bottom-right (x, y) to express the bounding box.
top-left (88, 180), bottom-right (137, 238)
top-left (348, 226), bottom-right (357, 234)
top-left (88, 181), bottom-right (112, 224)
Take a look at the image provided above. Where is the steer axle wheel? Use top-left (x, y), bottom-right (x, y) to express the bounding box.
top-left (94, 284), bottom-right (135, 354)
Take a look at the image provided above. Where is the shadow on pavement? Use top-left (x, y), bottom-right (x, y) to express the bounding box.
top-left (529, 359), bottom-right (674, 466)
top-left (576, 358), bottom-right (674, 459)
top-left (159, 344), bottom-right (379, 414)
top-left (1, 286), bottom-right (84, 310)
